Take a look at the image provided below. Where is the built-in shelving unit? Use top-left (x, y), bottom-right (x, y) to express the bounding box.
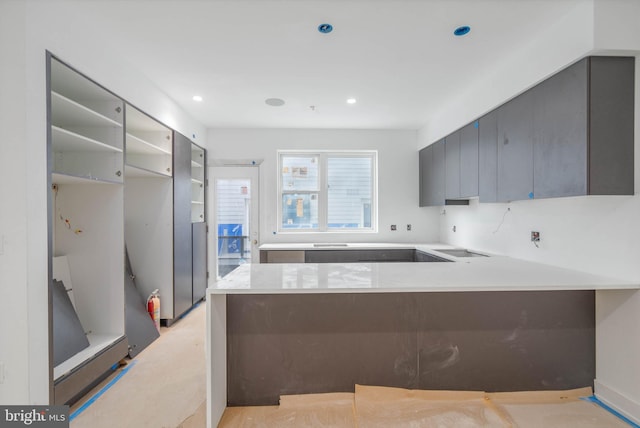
top-left (191, 145), bottom-right (206, 223)
top-left (48, 54), bottom-right (128, 405)
top-left (47, 54), bottom-right (209, 402)
top-left (124, 104), bottom-right (174, 322)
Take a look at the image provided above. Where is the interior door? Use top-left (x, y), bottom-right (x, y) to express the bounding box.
top-left (208, 166), bottom-right (260, 279)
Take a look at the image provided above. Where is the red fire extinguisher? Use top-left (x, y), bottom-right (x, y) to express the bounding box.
top-left (147, 289), bottom-right (160, 332)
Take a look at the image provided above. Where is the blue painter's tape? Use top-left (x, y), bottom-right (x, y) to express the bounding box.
top-left (69, 360), bottom-right (137, 421)
top-left (179, 301), bottom-right (201, 319)
top-left (474, 121), bottom-right (479, 129)
top-left (582, 395), bottom-right (640, 427)
top-left (528, 192), bottom-right (534, 199)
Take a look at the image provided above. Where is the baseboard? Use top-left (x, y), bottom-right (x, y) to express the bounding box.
top-left (594, 379), bottom-right (640, 425)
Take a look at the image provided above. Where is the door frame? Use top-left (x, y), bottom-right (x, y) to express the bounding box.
top-left (207, 165), bottom-right (260, 281)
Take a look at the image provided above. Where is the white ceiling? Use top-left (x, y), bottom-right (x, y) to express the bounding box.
top-left (71, 0), bottom-right (584, 130)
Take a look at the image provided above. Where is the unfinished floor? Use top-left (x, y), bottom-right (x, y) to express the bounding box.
top-left (69, 303), bottom-right (207, 428)
top-left (68, 300), bottom-right (634, 428)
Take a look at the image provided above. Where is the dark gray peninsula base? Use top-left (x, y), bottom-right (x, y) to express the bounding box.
top-left (227, 290), bottom-right (594, 406)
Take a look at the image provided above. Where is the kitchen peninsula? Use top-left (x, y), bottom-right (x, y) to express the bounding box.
top-left (205, 245), bottom-right (639, 427)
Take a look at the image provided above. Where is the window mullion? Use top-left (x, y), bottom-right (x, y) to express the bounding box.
top-left (318, 153), bottom-right (328, 231)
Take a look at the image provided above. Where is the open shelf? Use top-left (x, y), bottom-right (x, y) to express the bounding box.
top-left (51, 58), bottom-right (120, 108)
top-left (53, 126), bottom-right (123, 153)
top-left (52, 172), bottom-right (123, 185)
top-left (191, 144), bottom-right (206, 223)
top-left (126, 133), bottom-right (171, 155)
top-left (52, 91), bottom-right (123, 129)
top-left (124, 164), bottom-right (172, 178)
top-left (125, 104), bottom-right (172, 177)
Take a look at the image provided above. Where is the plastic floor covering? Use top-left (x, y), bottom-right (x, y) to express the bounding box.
top-left (218, 385), bottom-right (633, 427)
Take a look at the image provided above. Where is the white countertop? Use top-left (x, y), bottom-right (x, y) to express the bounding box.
top-left (259, 242), bottom-right (421, 250)
top-left (209, 247), bottom-right (638, 294)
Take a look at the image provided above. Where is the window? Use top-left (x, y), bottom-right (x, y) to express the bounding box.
top-left (278, 151), bottom-right (377, 232)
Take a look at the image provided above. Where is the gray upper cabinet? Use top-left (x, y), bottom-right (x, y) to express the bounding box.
top-left (419, 139), bottom-right (445, 206)
top-left (445, 130), bottom-right (461, 199)
top-left (430, 140), bottom-right (446, 206)
top-left (532, 59), bottom-right (588, 198)
top-left (533, 56), bottom-right (634, 198)
top-left (418, 146), bottom-right (429, 207)
top-left (420, 55), bottom-right (634, 206)
top-left (444, 122), bottom-right (479, 201)
top-left (497, 90), bottom-right (534, 202)
top-left (478, 111), bottom-right (498, 203)
top-left (460, 122), bottom-right (479, 198)
top-left (588, 57), bottom-right (634, 195)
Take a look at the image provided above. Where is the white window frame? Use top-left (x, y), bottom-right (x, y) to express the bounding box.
top-left (277, 150), bottom-right (378, 233)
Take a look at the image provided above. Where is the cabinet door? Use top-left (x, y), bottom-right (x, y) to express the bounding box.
top-left (533, 59), bottom-right (588, 198)
top-left (497, 91), bottom-right (534, 202)
top-left (173, 132), bottom-right (193, 318)
top-left (460, 121), bottom-right (479, 198)
top-left (478, 111), bottom-right (498, 202)
top-left (589, 56), bottom-right (635, 195)
top-left (192, 222), bottom-right (207, 304)
top-left (430, 139), bottom-right (446, 206)
top-left (418, 146), bottom-right (430, 207)
top-left (445, 131), bottom-right (461, 200)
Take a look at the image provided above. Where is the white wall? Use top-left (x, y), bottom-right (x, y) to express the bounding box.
top-left (427, 0), bottom-right (640, 422)
top-left (0, 0), bottom-right (31, 404)
top-left (0, 0), bottom-right (205, 404)
top-left (418, 0), bottom-right (594, 149)
top-left (207, 129), bottom-right (440, 245)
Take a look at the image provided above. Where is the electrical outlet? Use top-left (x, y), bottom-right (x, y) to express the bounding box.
top-left (531, 231), bottom-right (540, 242)
top-left (452, 225), bottom-right (457, 232)
top-left (406, 224), bottom-right (411, 231)
top-left (390, 225), bottom-right (397, 231)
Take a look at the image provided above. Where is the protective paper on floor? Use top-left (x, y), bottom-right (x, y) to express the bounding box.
top-left (219, 392), bottom-right (356, 427)
top-left (219, 386), bottom-right (629, 428)
top-left (354, 384), bottom-right (507, 427)
top-left (487, 388), bottom-right (631, 428)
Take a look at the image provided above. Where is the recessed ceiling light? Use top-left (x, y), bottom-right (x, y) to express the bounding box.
top-left (192, 95), bottom-right (203, 102)
top-left (318, 23), bottom-right (333, 34)
top-left (346, 98), bottom-right (357, 104)
top-left (265, 98), bottom-right (285, 107)
top-left (454, 26), bottom-right (471, 36)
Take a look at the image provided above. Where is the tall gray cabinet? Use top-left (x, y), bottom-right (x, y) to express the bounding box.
top-left (172, 133), bottom-right (207, 322)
